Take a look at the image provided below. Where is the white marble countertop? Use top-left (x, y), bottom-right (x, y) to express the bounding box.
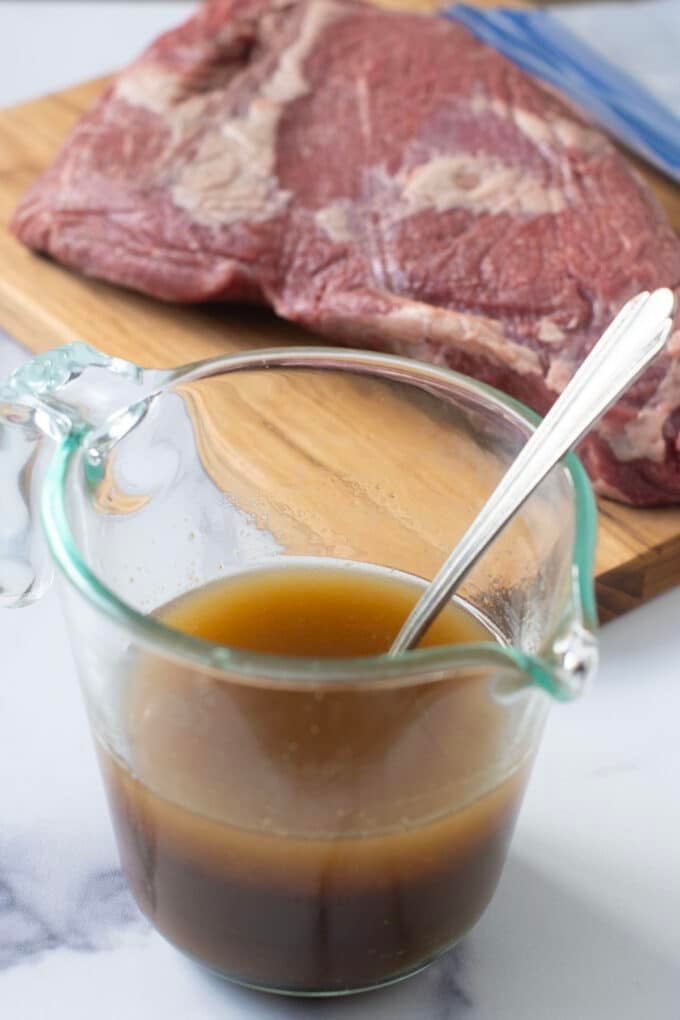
top-left (1, 4), bottom-right (680, 1018)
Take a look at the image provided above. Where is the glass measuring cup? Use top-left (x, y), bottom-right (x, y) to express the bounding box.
top-left (0, 343), bottom-right (597, 994)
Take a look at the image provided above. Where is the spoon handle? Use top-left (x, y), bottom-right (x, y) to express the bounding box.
top-left (390, 288), bottom-right (676, 655)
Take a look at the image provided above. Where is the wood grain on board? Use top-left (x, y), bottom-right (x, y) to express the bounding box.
top-left (0, 1), bottom-right (679, 623)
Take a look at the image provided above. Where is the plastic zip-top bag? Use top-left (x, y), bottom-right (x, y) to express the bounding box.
top-left (443, 2), bottom-right (680, 183)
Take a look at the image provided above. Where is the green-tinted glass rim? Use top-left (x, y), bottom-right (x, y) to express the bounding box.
top-left (40, 347), bottom-right (598, 698)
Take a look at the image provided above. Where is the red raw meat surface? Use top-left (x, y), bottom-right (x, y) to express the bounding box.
top-left (12, 0), bottom-right (680, 504)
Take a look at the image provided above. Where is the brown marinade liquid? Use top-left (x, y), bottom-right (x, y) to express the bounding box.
top-left (97, 563), bottom-right (530, 992)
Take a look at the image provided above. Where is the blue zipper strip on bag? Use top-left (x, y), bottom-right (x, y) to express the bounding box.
top-left (442, 4), bottom-right (680, 183)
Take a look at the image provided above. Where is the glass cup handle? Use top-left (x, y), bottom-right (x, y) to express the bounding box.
top-left (0, 341), bottom-right (154, 607)
top-left (0, 400), bottom-right (54, 607)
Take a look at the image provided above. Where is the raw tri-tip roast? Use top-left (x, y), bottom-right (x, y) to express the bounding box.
top-left (12, 0), bottom-right (680, 504)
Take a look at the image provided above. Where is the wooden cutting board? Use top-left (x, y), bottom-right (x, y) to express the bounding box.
top-left (0, 0), bottom-right (679, 623)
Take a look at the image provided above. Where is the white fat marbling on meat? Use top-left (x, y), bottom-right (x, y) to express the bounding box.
top-left (469, 95), bottom-right (508, 120)
top-left (118, 1), bottom-right (345, 228)
top-left (115, 64), bottom-right (182, 115)
top-left (262, 0), bottom-right (343, 103)
top-left (469, 96), bottom-right (605, 157)
top-left (545, 354), bottom-right (575, 394)
top-left (379, 298), bottom-right (543, 377)
top-left (355, 77), bottom-right (372, 142)
top-left (173, 0), bottom-right (343, 226)
top-left (552, 117), bottom-right (606, 155)
top-left (512, 109), bottom-right (605, 156)
top-left (538, 318), bottom-right (567, 344)
top-left (400, 154), bottom-right (566, 217)
top-left (172, 101), bottom-right (290, 227)
top-left (604, 349), bottom-right (680, 463)
top-left (314, 202), bottom-right (353, 243)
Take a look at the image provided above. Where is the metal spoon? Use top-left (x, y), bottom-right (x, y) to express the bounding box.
top-left (389, 288), bottom-right (677, 655)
